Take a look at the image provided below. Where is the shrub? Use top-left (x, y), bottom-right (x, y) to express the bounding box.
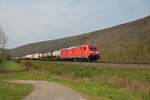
top-left (0, 51), bottom-right (10, 70)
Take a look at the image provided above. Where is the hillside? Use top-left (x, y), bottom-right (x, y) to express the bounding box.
top-left (9, 16), bottom-right (150, 63)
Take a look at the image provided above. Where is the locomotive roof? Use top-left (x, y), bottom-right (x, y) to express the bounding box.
top-left (62, 44), bottom-right (95, 50)
top-left (63, 45), bottom-right (82, 50)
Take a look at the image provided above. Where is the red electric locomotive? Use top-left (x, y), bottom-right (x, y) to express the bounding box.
top-left (60, 44), bottom-right (100, 61)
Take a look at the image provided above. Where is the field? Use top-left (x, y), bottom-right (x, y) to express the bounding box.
top-left (0, 61), bottom-right (32, 100)
top-left (0, 60), bottom-right (150, 100)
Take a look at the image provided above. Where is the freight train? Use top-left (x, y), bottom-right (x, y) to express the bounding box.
top-left (15, 44), bottom-right (100, 62)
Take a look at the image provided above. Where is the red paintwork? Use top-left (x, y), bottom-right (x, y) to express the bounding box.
top-left (60, 44), bottom-right (100, 60)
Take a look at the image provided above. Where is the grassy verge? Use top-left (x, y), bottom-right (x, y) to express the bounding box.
top-left (0, 81), bottom-right (32, 100)
top-left (0, 60), bottom-right (150, 100)
top-left (0, 61), bottom-right (27, 72)
top-left (0, 61), bottom-right (33, 100)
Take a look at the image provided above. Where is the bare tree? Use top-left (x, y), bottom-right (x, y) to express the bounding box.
top-left (0, 27), bottom-right (7, 50)
top-left (0, 26), bottom-right (8, 69)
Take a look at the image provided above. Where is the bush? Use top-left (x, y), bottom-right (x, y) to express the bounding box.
top-left (0, 51), bottom-right (10, 69)
top-left (101, 39), bottom-right (150, 63)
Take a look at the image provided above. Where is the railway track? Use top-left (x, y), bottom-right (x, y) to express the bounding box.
top-left (15, 59), bottom-right (150, 68)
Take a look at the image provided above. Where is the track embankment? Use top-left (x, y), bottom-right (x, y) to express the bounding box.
top-left (53, 61), bottom-right (150, 69)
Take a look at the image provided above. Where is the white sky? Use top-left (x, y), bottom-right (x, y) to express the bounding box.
top-left (0, 0), bottom-right (150, 48)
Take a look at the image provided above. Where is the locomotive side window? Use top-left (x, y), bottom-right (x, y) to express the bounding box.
top-left (84, 47), bottom-right (86, 50)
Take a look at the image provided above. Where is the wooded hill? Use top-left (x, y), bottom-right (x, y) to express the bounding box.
top-left (9, 16), bottom-right (150, 63)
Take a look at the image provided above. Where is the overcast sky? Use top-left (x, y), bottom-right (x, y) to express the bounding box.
top-left (0, 0), bottom-right (150, 48)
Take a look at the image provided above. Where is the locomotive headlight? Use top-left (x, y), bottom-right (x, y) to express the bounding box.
top-left (96, 52), bottom-right (99, 54)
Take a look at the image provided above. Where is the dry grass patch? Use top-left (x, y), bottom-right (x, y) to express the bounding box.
top-left (112, 79), bottom-right (150, 100)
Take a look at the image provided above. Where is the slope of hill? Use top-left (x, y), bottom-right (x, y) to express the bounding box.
top-left (9, 16), bottom-right (150, 63)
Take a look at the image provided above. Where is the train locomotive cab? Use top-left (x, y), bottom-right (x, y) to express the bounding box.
top-left (82, 44), bottom-right (100, 61)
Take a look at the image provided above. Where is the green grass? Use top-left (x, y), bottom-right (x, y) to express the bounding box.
top-left (0, 61), bottom-right (33, 100)
top-left (3, 61), bottom-right (26, 72)
top-left (0, 60), bottom-right (150, 100)
top-left (53, 78), bottom-right (138, 100)
top-left (20, 60), bottom-right (150, 82)
top-left (0, 81), bottom-right (32, 100)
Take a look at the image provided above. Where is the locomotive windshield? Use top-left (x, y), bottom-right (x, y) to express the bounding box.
top-left (89, 46), bottom-right (96, 51)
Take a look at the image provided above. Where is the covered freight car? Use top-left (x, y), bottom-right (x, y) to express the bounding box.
top-left (32, 53), bottom-right (39, 60)
top-left (38, 52), bottom-right (52, 60)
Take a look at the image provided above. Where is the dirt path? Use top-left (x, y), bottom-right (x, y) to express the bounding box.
top-left (8, 80), bottom-right (86, 100)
